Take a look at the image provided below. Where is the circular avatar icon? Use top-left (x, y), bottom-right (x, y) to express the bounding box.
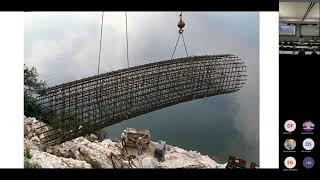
top-left (303, 157), bottom-right (315, 169)
top-left (284, 139), bottom-right (296, 150)
top-left (303, 120), bottom-right (315, 132)
top-left (303, 138), bottom-right (315, 151)
top-left (284, 156), bottom-right (296, 169)
top-left (284, 120), bottom-right (296, 132)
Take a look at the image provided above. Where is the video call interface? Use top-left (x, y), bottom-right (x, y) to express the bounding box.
top-left (4, 0), bottom-right (320, 175)
top-left (279, 1), bottom-right (320, 171)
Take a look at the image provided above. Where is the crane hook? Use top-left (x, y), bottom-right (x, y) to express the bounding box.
top-left (177, 14), bottom-right (185, 34)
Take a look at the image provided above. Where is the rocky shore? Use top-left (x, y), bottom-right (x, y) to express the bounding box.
top-left (24, 116), bottom-right (227, 169)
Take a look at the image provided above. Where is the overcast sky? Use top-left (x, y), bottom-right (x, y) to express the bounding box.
top-left (25, 12), bottom-right (259, 162)
top-left (25, 12), bottom-right (258, 85)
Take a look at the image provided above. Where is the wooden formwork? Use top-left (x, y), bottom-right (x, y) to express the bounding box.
top-left (35, 54), bottom-right (247, 146)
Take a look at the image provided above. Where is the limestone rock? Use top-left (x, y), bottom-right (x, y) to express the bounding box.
top-left (48, 137), bottom-right (121, 168)
top-left (24, 124), bottom-right (28, 137)
top-left (86, 133), bottom-right (99, 142)
top-left (141, 157), bottom-right (161, 168)
top-left (24, 115), bottom-right (227, 169)
top-left (30, 136), bottom-right (40, 143)
top-left (159, 146), bottom-right (222, 168)
top-left (24, 116), bottom-right (49, 142)
top-left (28, 149), bottom-right (91, 168)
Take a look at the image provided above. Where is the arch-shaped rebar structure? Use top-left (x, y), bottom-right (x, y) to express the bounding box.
top-left (36, 54), bottom-right (247, 146)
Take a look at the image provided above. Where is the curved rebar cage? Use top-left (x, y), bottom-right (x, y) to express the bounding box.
top-left (36, 54), bottom-right (247, 146)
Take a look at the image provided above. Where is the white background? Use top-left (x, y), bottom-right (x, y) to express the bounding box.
top-left (0, 12), bottom-right (24, 168)
top-left (0, 12), bottom-right (279, 168)
top-left (260, 12), bottom-right (279, 168)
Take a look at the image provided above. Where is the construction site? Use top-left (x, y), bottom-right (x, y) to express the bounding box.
top-left (24, 12), bottom-right (259, 168)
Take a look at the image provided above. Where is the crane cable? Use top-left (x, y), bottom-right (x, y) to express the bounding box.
top-left (97, 11), bottom-right (104, 75)
top-left (171, 11), bottom-right (189, 60)
top-left (181, 34), bottom-right (189, 57)
top-left (125, 12), bottom-right (130, 68)
top-left (97, 12), bottom-right (130, 74)
top-left (171, 32), bottom-right (181, 60)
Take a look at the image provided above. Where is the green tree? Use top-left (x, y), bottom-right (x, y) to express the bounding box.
top-left (24, 64), bottom-right (47, 118)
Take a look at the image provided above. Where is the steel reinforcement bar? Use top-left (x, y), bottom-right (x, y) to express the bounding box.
top-left (36, 54), bottom-right (247, 146)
